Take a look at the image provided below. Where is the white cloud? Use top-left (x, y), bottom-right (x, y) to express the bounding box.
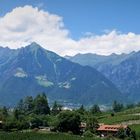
top-left (0, 5), bottom-right (140, 56)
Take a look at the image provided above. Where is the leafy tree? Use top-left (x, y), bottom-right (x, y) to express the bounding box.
top-left (86, 116), bottom-right (99, 133)
top-left (28, 115), bottom-right (43, 129)
top-left (116, 128), bottom-right (125, 139)
top-left (45, 115), bottom-right (59, 131)
top-left (34, 93), bottom-right (50, 115)
top-left (57, 111), bottom-right (81, 134)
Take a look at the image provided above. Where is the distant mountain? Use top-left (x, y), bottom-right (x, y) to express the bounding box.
top-left (67, 51), bottom-right (140, 103)
top-left (66, 52), bottom-right (135, 67)
top-left (0, 43), bottom-right (121, 106)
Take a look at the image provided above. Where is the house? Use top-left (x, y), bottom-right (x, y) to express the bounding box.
top-left (97, 124), bottom-right (129, 137)
top-left (39, 126), bottom-right (51, 132)
top-left (0, 121), bottom-right (3, 129)
top-left (80, 122), bottom-right (87, 132)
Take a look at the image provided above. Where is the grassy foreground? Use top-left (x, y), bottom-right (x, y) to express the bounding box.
top-left (0, 132), bottom-right (102, 140)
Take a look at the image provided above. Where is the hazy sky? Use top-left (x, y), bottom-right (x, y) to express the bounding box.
top-left (0, 0), bottom-right (140, 56)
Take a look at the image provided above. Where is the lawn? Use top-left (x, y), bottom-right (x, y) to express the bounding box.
top-left (0, 132), bottom-right (102, 140)
top-left (98, 114), bottom-right (140, 124)
top-left (130, 124), bottom-right (140, 132)
top-left (98, 107), bottom-right (140, 124)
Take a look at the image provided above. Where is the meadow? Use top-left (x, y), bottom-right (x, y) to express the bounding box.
top-left (98, 107), bottom-right (140, 124)
top-left (97, 107), bottom-right (140, 139)
top-left (0, 132), bottom-right (103, 140)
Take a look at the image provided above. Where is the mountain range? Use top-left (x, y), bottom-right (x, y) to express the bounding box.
top-left (0, 43), bottom-right (121, 106)
top-left (67, 51), bottom-right (140, 103)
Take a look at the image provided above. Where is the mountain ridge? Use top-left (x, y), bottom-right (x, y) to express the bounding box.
top-left (67, 51), bottom-right (140, 103)
top-left (0, 43), bottom-right (122, 106)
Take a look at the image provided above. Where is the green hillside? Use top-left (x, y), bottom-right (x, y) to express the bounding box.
top-left (98, 106), bottom-right (140, 139)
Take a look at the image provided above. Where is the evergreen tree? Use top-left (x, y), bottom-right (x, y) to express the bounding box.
top-left (14, 99), bottom-right (26, 120)
top-left (112, 100), bottom-right (124, 112)
top-left (90, 104), bottom-right (101, 114)
top-left (1, 106), bottom-right (8, 119)
top-left (16, 99), bottom-right (25, 113)
top-left (13, 109), bottom-right (20, 120)
top-left (34, 93), bottom-right (50, 115)
top-left (51, 101), bottom-right (62, 115)
top-left (79, 105), bottom-right (85, 114)
top-left (24, 96), bottom-right (34, 114)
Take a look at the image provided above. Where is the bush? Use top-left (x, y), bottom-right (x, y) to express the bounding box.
top-left (16, 121), bottom-right (29, 130)
top-left (130, 130), bottom-right (137, 140)
top-left (83, 130), bottom-right (95, 138)
top-left (86, 116), bottom-right (99, 133)
top-left (68, 131), bottom-right (73, 135)
top-left (116, 128), bottom-right (126, 139)
top-left (29, 117), bottom-right (43, 129)
top-left (111, 113), bottom-right (114, 117)
top-left (2, 121), bottom-right (17, 131)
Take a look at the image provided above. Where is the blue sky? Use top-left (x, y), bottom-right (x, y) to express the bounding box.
top-left (1, 0), bottom-right (140, 39)
top-left (0, 0), bottom-right (140, 56)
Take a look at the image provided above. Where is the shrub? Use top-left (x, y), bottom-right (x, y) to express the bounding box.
top-left (83, 130), bottom-right (95, 138)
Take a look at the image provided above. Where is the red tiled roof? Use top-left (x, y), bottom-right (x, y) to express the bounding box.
top-left (97, 124), bottom-right (127, 132)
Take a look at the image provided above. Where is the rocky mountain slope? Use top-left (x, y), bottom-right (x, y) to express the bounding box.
top-left (67, 52), bottom-right (140, 103)
top-left (0, 43), bottom-right (121, 106)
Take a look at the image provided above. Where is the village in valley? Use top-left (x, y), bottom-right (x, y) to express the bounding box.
top-left (0, 94), bottom-right (139, 140)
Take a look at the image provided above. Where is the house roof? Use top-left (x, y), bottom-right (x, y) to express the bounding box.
top-left (80, 122), bottom-right (87, 128)
top-left (97, 124), bottom-right (128, 132)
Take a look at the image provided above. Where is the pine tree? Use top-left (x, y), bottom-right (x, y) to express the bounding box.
top-left (90, 104), bottom-right (101, 114)
top-left (51, 101), bottom-right (62, 115)
top-left (34, 93), bottom-right (50, 115)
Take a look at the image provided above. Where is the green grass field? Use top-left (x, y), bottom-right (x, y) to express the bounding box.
top-left (129, 124), bottom-right (140, 138)
top-left (97, 107), bottom-right (140, 139)
top-left (98, 107), bottom-right (140, 125)
top-left (0, 132), bottom-right (102, 140)
top-left (99, 114), bottom-right (140, 124)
